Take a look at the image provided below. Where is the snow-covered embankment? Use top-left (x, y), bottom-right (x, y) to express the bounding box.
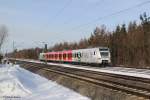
top-left (0, 64), bottom-right (90, 100)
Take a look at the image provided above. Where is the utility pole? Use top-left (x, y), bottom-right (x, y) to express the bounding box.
top-left (12, 41), bottom-right (16, 64)
top-left (44, 43), bottom-right (48, 53)
top-left (5, 49), bottom-right (7, 58)
top-left (42, 42), bottom-right (48, 64)
top-left (13, 41), bottom-right (15, 58)
top-left (42, 42), bottom-right (47, 53)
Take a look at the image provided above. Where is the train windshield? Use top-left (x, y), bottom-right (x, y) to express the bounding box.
top-left (99, 48), bottom-right (109, 57)
top-left (100, 52), bottom-right (109, 57)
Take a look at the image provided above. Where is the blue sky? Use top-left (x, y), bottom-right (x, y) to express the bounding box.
top-left (0, 0), bottom-right (150, 53)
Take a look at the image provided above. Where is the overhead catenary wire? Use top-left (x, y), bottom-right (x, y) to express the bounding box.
top-left (42, 0), bottom-right (73, 34)
top-left (62, 0), bottom-right (104, 25)
top-left (52, 0), bottom-right (73, 19)
top-left (69, 0), bottom-right (150, 31)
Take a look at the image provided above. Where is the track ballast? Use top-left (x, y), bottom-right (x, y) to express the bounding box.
top-left (10, 59), bottom-right (150, 99)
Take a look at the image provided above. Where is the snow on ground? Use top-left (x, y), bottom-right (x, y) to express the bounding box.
top-left (0, 64), bottom-right (90, 100)
top-left (48, 62), bottom-right (150, 79)
top-left (16, 58), bottom-right (150, 79)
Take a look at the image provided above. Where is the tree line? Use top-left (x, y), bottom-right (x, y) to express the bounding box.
top-left (8, 13), bottom-right (150, 68)
top-left (0, 25), bottom-right (8, 61)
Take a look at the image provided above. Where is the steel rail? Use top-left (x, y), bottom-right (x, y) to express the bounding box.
top-left (11, 60), bottom-right (150, 99)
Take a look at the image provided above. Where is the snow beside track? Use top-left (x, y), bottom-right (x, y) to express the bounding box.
top-left (48, 62), bottom-right (150, 79)
top-left (0, 63), bottom-right (90, 100)
top-left (15, 58), bottom-right (150, 79)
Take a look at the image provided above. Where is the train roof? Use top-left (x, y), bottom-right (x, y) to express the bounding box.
top-left (40, 47), bottom-right (109, 54)
top-left (72, 47), bottom-right (109, 51)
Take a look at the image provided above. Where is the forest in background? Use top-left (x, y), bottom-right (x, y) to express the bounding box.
top-left (8, 13), bottom-right (150, 68)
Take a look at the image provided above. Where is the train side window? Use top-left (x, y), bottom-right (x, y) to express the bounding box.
top-left (63, 53), bottom-right (66, 58)
top-left (75, 53), bottom-right (77, 58)
top-left (77, 53), bottom-right (79, 57)
top-left (59, 54), bottom-right (61, 59)
top-left (94, 51), bottom-right (96, 55)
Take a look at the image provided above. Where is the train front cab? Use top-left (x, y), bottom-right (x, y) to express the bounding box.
top-left (99, 47), bottom-right (111, 66)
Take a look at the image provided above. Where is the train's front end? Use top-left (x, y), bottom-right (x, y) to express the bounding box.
top-left (99, 47), bottom-right (111, 65)
top-left (39, 53), bottom-right (45, 61)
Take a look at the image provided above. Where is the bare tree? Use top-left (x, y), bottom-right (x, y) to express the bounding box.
top-left (0, 25), bottom-right (8, 50)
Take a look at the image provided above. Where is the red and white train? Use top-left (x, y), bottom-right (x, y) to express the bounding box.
top-left (39, 47), bottom-right (111, 66)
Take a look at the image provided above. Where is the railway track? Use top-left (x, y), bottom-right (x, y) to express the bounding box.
top-left (10, 59), bottom-right (150, 99)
